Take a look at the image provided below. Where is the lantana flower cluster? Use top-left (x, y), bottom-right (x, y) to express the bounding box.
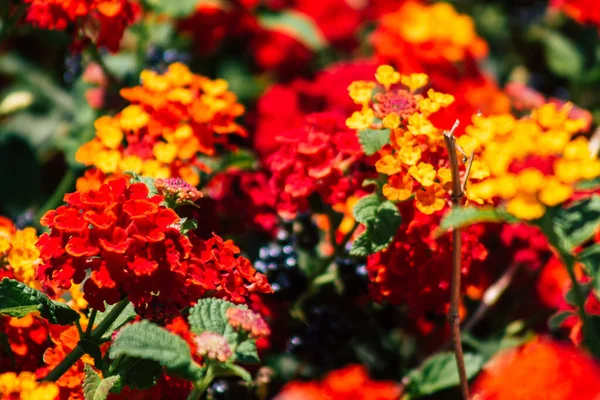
top-left (268, 112), bottom-right (365, 218)
top-left (36, 177), bottom-right (271, 311)
top-left (0, 217), bottom-right (40, 286)
top-left (0, 371), bottom-right (59, 400)
top-left (76, 63), bottom-right (246, 190)
top-left (23, 0), bottom-right (139, 52)
top-left (463, 103), bottom-right (599, 219)
top-left (346, 65), bottom-right (488, 214)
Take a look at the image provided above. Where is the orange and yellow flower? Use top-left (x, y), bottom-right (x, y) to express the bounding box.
top-left (0, 371), bottom-right (59, 400)
top-left (75, 62), bottom-right (246, 190)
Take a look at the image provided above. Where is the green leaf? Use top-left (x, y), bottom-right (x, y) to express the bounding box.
top-left (109, 320), bottom-right (203, 381)
top-left (83, 364), bottom-right (120, 400)
top-left (257, 10), bottom-right (327, 51)
top-left (439, 207), bottom-right (514, 233)
top-left (357, 128), bottom-right (390, 156)
top-left (350, 196), bottom-right (401, 256)
top-left (116, 358), bottom-right (163, 390)
top-left (576, 177), bottom-right (600, 191)
top-left (214, 363), bottom-right (253, 383)
top-left (93, 302), bottom-right (136, 341)
top-left (127, 172), bottom-right (159, 197)
top-left (549, 196), bottom-right (600, 251)
top-left (0, 278), bottom-right (79, 325)
top-left (543, 32), bottom-right (584, 79)
top-left (144, 0), bottom-right (204, 18)
top-left (549, 310), bottom-right (574, 331)
top-left (406, 352), bottom-right (484, 397)
top-left (579, 244), bottom-right (600, 293)
top-left (180, 218), bottom-right (198, 235)
top-left (188, 299), bottom-right (259, 364)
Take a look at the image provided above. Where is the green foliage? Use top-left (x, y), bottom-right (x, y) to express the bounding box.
top-left (145, 0), bottom-right (201, 18)
top-left (93, 302), bottom-right (137, 341)
top-left (180, 217), bottom-right (199, 235)
top-left (0, 278), bottom-right (79, 325)
top-left (188, 298), bottom-right (259, 364)
top-left (549, 310), bottom-right (574, 331)
top-left (546, 196), bottom-right (600, 252)
top-left (257, 10), bottom-right (327, 51)
top-left (439, 206), bottom-right (515, 233)
top-left (579, 244), bottom-right (600, 293)
top-left (109, 320), bottom-right (204, 381)
top-left (115, 358), bottom-right (163, 391)
top-left (83, 364), bottom-right (121, 400)
top-left (357, 128), bottom-right (391, 156)
top-left (405, 352), bottom-right (484, 397)
top-left (542, 31), bottom-right (584, 79)
top-left (349, 194), bottom-right (401, 256)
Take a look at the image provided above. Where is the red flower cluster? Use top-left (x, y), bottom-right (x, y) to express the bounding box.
top-left (366, 203), bottom-right (488, 314)
top-left (23, 0), bottom-right (139, 51)
top-left (267, 112), bottom-right (366, 218)
top-left (472, 336), bottom-right (600, 400)
top-left (254, 60), bottom-right (378, 159)
top-left (37, 177), bottom-right (271, 311)
top-left (551, 0), bottom-right (600, 30)
top-left (275, 364), bottom-right (402, 400)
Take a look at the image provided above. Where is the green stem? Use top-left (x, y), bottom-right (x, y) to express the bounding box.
top-left (85, 309), bottom-right (98, 338)
top-left (538, 214), bottom-right (600, 356)
top-left (74, 320), bottom-right (84, 338)
top-left (36, 169), bottom-right (76, 223)
top-left (188, 366), bottom-right (214, 400)
top-left (42, 345), bottom-right (85, 382)
top-left (41, 298), bottom-right (129, 382)
top-left (90, 298), bottom-right (129, 341)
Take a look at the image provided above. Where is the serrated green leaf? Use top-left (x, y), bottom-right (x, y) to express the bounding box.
top-left (439, 207), bottom-right (514, 233)
top-left (406, 352), bottom-right (484, 397)
top-left (543, 32), bottom-right (584, 79)
top-left (548, 196), bottom-right (600, 251)
top-left (127, 172), bottom-right (159, 197)
top-left (352, 194), bottom-right (381, 223)
top-left (109, 321), bottom-right (203, 381)
top-left (94, 302), bottom-right (136, 341)
top-left (83, 364), bottom-right (120, 400)
top-left (350, 197), bottom-right (401, 256)
top-left (188, 299), bottom-right (259, 364)
top-left (357, 128), bottom-right (390, 156)
top-left (549, 310), bottom-right (573, 331)
top-left (257, 10), bottom-right (327, 51)
top-left (0, 278), bottom-right (79, 325)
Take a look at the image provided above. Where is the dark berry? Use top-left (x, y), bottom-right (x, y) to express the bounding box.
top-left (63, 53), bottom-right (82, 85)
top-left (206, 377), bottom-right (252, 400)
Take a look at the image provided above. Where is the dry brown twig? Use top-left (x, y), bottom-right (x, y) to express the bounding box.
top-left (443, 119), bottom-right (471, 400)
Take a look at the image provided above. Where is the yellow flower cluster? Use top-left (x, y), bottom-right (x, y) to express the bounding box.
top-left (0, 226), bottom-right (40, 286)
top-left (465, 103), bottom-right (597, 219)
top-left (0, 371), bottom-right (59, 400)
top-left (76, 62), bottom-right (245, 188)
top-left (346, 65), bottom-right (480, 214)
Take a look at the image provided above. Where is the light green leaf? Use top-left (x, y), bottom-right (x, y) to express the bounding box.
top-left (357, 128), bottom-right (390, 156)
top-left (109, 321), bottom-right (203, 381)
top-left (188, 299), bottom-right (259, 364)
top-left (548, 310), bottom-right (574, 331)
top-left (145, 0), bottom-right (203, 18)
top-left (83, 364), bottom-right (120, 400)
top-left (406, 352), bottom-right (484, 397)
top-left (439, 207), bottom-right (515, 233)
top-left (549, 195), bottom-right (600, 251)
top-left (257, 10), bottom-right (327, 51)
top-left (350, 197), bottom-right (401, 256)
top-left (0, 278), bottom-right (79, 325)
top-left (180, 218), bottom-right (198, 235)
top-left (543, 32), bottom-right (584, 79)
